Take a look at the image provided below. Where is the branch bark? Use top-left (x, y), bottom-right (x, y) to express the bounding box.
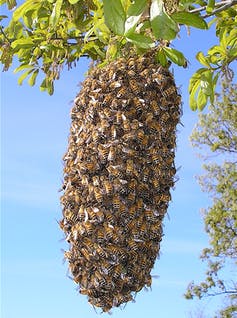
top-left (188, 0), bottom-right (237, 18)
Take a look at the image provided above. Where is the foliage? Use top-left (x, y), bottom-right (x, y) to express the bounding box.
top-left (186, 81), bottom-right (237, 317)
top-left (0, 0), bottom-right (236, 107)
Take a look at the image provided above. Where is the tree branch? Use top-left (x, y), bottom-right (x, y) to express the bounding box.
top-left (188, 0), bottom-right (237, 18)
top-left (206, 290), bottom-right (237, 297)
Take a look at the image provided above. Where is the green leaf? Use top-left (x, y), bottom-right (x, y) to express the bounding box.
top-left (125, 14), bottom-right (141, 35)
top-left (49, 0), bottom-right (63, 28)
top-left (156, 49), bottom-right (168, 66)
top-left (40, 78), bottom-right (47, 92)
top-left (17, 68), bottom-right (34, 85)
top-left (196, 51), bottom-right (211, 67)
top-left (68, 0), bottom-right (80, 4)
top-left (197, 88), bottom-right (208, 111)
top-left (150, 0), bottom-right (179, 40)
top-left (28, 69), bottom-right (39, 86)
top-left (189, 78), bottom-right (201, 110)
top-left (126, 32), bottom-right (154, 49)
top-left (127, 0), bottom-right (147, 16)
top-left (0, 15), bottom-right (8, 22)
top-left (206, 0), bottom-right (215, 13)
top-left (172, 12), bottom-right (208, 29)
top-left (163, 47), bottom-right (186, 66)
top-left (14, 64), bottom-right (34, 73)
top-left (11, 38), bottom-right (34, 50)
top-left (13, 1), bottom-right (40, 21)
top-left (103, 0), bottom-right (126, 35)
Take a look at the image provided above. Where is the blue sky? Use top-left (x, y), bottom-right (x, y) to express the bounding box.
top-left (0, 8), bottom-right (228, 318)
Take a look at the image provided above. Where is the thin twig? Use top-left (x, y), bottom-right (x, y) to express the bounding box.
top-left (188, 0), bottom-right (237, 18)
top-left (0, 26), bottom-right (11, 44)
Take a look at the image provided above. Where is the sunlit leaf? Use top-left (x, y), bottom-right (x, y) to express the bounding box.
top-left (49, 0), bottom-right (63, 28)
top-left (196, 51), bottom-right (211, 67)
top-left (206, 0), bottom-right (215, 13)
top-left (150, 0), bottom-right (178, 40)
top-left (28, 69), bottom-right (39, 86)
top-left (11, 38), bottom-right (34, 50)
top-left (103, 0), bottom-right (126, 35)
top-left (68, 0), bottom-right (80, 4)
top-left (17, 68), bottom-right (34, 85)
top-left (172, 12), bottom-right (208, 29)
top-left (163, 47), bottom-right (186, 66)
top-left (197, 88), bottom-right (208, 111)
top-left (126, 32), bottom-right (154, 49)
top-left (127, 0), bottom-right (147, 16)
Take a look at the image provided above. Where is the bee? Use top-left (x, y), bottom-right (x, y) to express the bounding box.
top-left (98, 144), bottom-right (109, 164)
top-left (97, 228), bottom-right (105, 243)
top-left (63, 209), bottom-right (78, 223)
top-left (81, 175), bottom-right (89, 186)
top-left (96, 246), bottom-right (107, 259)
top-left (87, 207), bottom-right (97, 222)
top-left (115, 110), bottom-right (122, 125)
top-left (78, 205), bottom-right (86, 221)
top-left (109, 81), bottom-right (122, 89)
top-left (122, 115), bottom-right (130, 132)
top-left (150, 100), bottom-right (160, 116)
top-left (107, 165), bottom-right (123, 179)
top-left (128, 57), bottom-right (136, 68)
top-left (129, 79), bottom-right (141, 94)
top-left (126, 159), bottom-right (134, 175)
top-left (127, 191), bottom-right (135, 204)
top-left (145, 209), bottom-right (156, 223)
top-left (127, 240), bottom-right (138, 251)
top-left (117, 87), bottom-right (127, 98)
top-left (122, 146), bottom-right (137, 157)
top-left (129, 205), bottom-right (136, 219)
top-left (162, 86), bottom-right (177, 98)
top-left (84, 220), bottom-right (94, 236)
top-left (81, 247), bottom-right (93, 262)
top-left (120, 202), bottom-right (127, 218)
top-left (113, 294), bottom-right (133, 307)
top-left (104, 224), bottom-right (114, 241)
top-left (133, 97), bottom-right (143, 113)
top-left (94, 271), bottom-right (107, 288)
top-left (99, 118), bottom-right (110, 134)
top-left (110, 125), bottom-right (117, 139)
top-left (139, 223), bottom-right (147, 239)
top-left (112, 264), bottom-right (123, 280)
top-left (107, 145), bottom-right (116, 161)
top-left (94, 187), bottom-right (103, 203)
top-left (106, 212), bottom-right (116, 225)
top-left (150, 149), bottom-right (160, 165)
top-left (103, 107), bottom-right (114, 120)
top-left (142, 167), bottom-right (150, 183)
top-left (127, 178), bottom-right (137, 193)
top-left (136, 214), bottom-right (144, 228)
top-left (83, 238), bottom-right (95, 253)
top-left (112, 194), bottom-right (120, 210)
top-left (103, 94), bottom-right (113, 105)
top-left (92, 130), bottom-right (100, 143)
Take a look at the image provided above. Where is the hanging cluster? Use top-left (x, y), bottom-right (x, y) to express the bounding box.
top-left (60, 53), bottom-right (181, 312)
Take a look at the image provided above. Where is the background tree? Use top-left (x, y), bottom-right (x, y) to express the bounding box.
top-left (0, 0), bottom-right (237, 109)
top-left (185, 80), bottom-right (237, 317)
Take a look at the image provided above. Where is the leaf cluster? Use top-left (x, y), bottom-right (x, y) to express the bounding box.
top-left (186, 80), bottom-right (237, 316)
top-left (0, 0), bottom-right (209, 94)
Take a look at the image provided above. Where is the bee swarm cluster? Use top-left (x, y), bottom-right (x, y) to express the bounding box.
top-left (60, 53), bottom-right (181, 312)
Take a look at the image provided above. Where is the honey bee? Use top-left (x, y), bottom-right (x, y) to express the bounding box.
top-left (112, 194), bottom-right (120, 210)
top-left (113, 293), bottom-right (133, 307)
top-left (117, 87), bottom-right (127, 98)
top-left (126, 159), bottom-right (134, 175)
top-left (112, 263), bottom-right (123, 280)
top-left (107, 145), bottom-right (116, 161)
top-left (109, 81), bottom-right (122, 89)
top-left (129, 79), bottom-right (141, 94)
top-left (103, 107), bottom-right (114, 120)
top-left (63, 209), bottom-right (78, 223)
top-left (103, 94), bottom-right (113, 105)
top-left (87, 207), bottom-right (97, 222)
top-left (78, 205), bottom-right (86, 221)
top-left (94, 271), bottom-right (107, 288)
top-left (81, 175), bottom-right (89, 186)
top-left (104, 180), bottom-right (113, 196)
top-left (145, 209), bottom-right (156, 223)
top-left (84, 220), bottom-right (94, 236)
top-left (99, 118), bottom-right (110, 134)
top-left (105, 212), bottom-right (116, 225)
top-left (98, 144), bottom-right (109, 164)
top-left (83, 237), bottom-right (95, 253)
top-left (104, 224), bottom-right (114, 241)
top-left (128, 205), bottom-right (136, 219)
top-left (133, 97), bottom-right (143, 113)
top-left (92, 130), bottom-right (100, 143)
top-left (97, 228), bottom-right (105, 243)
top-left (94, 187), bottom-right (103, 203)
top-left (96, 246), bottom-right (107, 259)
top-left (150, 100), bottom-right (160, 116)
top-left (139, 223), bottom-right (147, 239)
top-left (122, 115), bottom-right (130, 132)
top-left (127, 239), bottom-right (138, 251)
top-left (115, 110), bottom-right (122, 125)
top-left (127, 178), bottom-right (137, 192)
top-left (127, 191), bottom-right (135, 204)
top-left (81, 247), bottom-right (93, 262)
top-left (107, 165), bottom-right (123, 179)
top-left (162, 86), bottom-right (177, 98)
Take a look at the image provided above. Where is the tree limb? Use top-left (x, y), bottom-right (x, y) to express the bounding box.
top-left (188, 0), bottom-right (237, 18)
